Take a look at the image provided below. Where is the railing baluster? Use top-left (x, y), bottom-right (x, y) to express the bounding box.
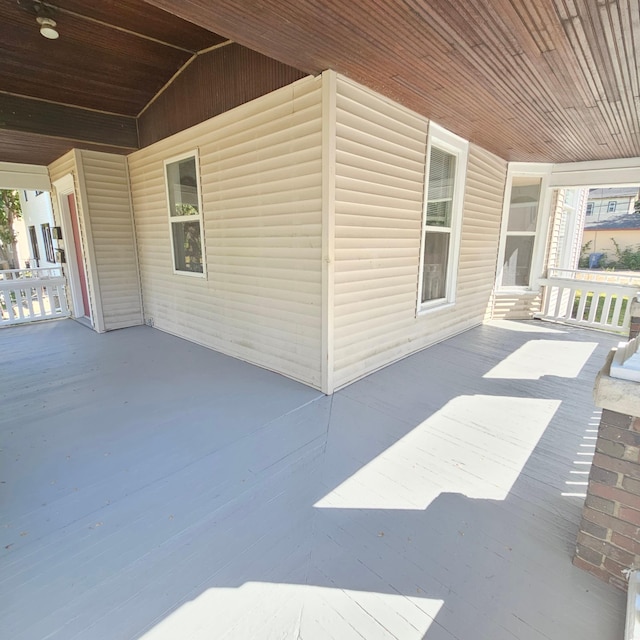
top-left (0, 268), bottom-right (70, 326)
top-left (6, 290), bottom-right (17, 323)
top-left (24, 286), bottom-right (36, 319)
top-left (611, 295), bottom-right (624, 328)
top-left (16, 289), bottom-right (27, 321)
top-left (551, 285), bottom-right (562, 317)
top-left (621, 296), bottom-right (633, 330)
top-left (539, 272), bottom-right (639, 334)
top-left (56, 285), bottom-right (69, 315)
top-left (35, 285), bottom-right (46, 318)
top-left (576, 289), bottom-right (590, 322)
top-left (587, 291), bottom-right (601, 325)
top-left (560, 287), bottom-right (576, 320)
top-left (601, 294), bottom-right (614, 327)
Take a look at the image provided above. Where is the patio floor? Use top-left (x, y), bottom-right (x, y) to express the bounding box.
top-left (0, 318), bottom-right (627, 639)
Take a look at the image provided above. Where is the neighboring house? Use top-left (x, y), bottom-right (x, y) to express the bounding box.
top-left (584, 187), bottom-right (639, 225)
top-left (17, 189), bottom-right (57, 268)
top-left (581, 187), bottom-right (640, 258)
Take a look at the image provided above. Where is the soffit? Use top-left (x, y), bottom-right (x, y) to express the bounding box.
top-left (146, 0), bottom-right (640, 163)
top-left (1, 0), bottom-right (638, 166)
top-left (2, 0), bottom-right (226, 116)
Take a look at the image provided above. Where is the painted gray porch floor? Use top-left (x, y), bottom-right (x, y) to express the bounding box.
top-left (0, 319), bottom-right (627, 640)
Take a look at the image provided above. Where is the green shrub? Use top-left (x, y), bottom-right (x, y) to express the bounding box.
top-left (606, 238), bottom-right (640, 271)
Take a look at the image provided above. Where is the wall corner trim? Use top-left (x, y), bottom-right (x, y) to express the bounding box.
top-left (321, 69), bottom-right (337, 395)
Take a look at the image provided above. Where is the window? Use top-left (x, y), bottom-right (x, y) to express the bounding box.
top-left (500, 176), bottom-right (543, 288)
top-left (164, 152), bottom-right (205, 276)
top-left (586, 202), bottom-right (594, 216)
top-left (607, 201), bottom-right (616, 213)
top-left (418, 126), bottom-right (468, 310)
top-left (41, 223), bottom-right (55, 263)
top-left (28, 225), bottom-right (40, 267)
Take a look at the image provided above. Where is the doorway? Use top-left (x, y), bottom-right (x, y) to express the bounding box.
top-left (53, 174), bottom-right (92, 323)
top-left (67, 193), bottom-right (90, 318)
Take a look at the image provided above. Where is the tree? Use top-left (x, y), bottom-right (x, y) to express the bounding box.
top-left (0, 190), bottom-right (22, 269)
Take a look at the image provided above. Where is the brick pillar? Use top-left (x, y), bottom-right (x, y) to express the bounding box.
top-left (574, 409), bottom-right (640, 591)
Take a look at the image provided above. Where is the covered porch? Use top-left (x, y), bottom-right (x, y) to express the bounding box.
top-left (0, 318), bottom-right (626, 639)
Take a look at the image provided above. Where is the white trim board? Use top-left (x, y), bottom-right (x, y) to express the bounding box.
top-left (550, 157), bottom-right (640, 188)
top-left (321, 69), bottom-right (337, 395)
top-left (0, 162), bottom-right (51, 191)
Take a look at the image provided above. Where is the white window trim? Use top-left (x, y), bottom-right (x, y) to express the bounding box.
top-left (164, 149), bottom-right (207, 278)
top-left (496, 162), bottom-right (553, 292)
top-left (416, 123), bottom-right (468, 315)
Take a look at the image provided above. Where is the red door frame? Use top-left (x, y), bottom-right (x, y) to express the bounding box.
top-left (67, 193), bottom-right (91, 318)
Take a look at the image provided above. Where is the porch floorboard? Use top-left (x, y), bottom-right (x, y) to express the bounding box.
top-left (0, 318), bottom-right (627, 639)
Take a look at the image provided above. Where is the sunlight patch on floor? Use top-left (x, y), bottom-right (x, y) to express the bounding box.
top-left (138, 582), bottom-right (304, 640)
top-left (138, 582), bottom-right (442, 640)
top-left (315, 395), bottom-right (560, 510)
top-left (483, 340), bottom-right (597, 379)
top-left (484, 319), bottom-right (566, 334)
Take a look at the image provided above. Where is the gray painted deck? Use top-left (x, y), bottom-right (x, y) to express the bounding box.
top-left (0, 318), bottom-right (626, 639)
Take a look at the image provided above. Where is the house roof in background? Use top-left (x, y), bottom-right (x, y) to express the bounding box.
top-left (585, 211), bottom-right (640, 230)
top-left (1, 0), bottom-right (640, 166)
top-left (588, 187), bottom-right (640, 200)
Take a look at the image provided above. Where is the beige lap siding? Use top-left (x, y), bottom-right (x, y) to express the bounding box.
top-left (332, 76), bottom-right (507, 390)
top-left (77, 151), bottom-right (143, 330)
top-left (128, 76), bottom-right (324, 389)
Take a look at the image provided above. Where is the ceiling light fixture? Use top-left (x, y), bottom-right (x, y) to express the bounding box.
top-left (37, 15), bottom-right (58, 39)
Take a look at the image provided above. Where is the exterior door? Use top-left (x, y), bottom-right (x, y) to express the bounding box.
top-left (67, 193), bottom-right (91, 318)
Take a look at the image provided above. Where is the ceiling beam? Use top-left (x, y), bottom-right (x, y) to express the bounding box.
top-left (0, 93), bottom-right (138, 149)
top-left (0, 129), bottom-right (137, 166)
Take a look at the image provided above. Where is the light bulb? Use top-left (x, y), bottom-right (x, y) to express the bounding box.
top-left (36, 17), bottom-right (59, 40)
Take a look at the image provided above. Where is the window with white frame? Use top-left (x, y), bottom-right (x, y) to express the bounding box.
top-left (586, 202), bottom-right (594, 216)
top-left (164, 152), bottom-right (205, 276)
top-left (607, 200), bottom-right (616, 213)
top-left (500, 176), bottom-right (543, 288)
top-left (418, 128), bottom-right (468, 309)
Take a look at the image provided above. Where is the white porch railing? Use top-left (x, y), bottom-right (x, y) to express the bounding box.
top-left (539, 269), bottom-right (640, 334)
top-left (0, 268), bottom-right (70, 326)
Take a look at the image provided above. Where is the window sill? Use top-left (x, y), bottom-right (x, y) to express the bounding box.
top-left (172, 269), bottom-right (207, 279)
top-left (417, 300), bottom-right (455, 317)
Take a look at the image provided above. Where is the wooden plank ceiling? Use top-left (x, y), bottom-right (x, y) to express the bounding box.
top-left (1, 0), bottom-right (639, 166)
top-left (0, 0), bottom-right (227, 164)
top-left (145, 0), bottom-right (640, 164)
